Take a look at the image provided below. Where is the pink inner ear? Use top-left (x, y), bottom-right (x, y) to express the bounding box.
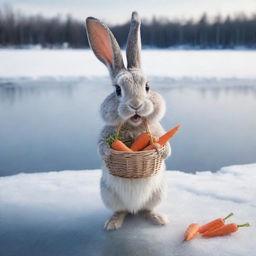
top-left (88, 21), bottom-right (113, 64)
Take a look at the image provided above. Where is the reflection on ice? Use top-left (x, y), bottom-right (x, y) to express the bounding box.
top-left (0, 77), bottom-right (256, 176)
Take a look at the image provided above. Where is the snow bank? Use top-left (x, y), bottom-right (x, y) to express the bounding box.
top-left (0, 163), bottom-right (255, 256)
top-left (0, 49), bottom-right (256, 79)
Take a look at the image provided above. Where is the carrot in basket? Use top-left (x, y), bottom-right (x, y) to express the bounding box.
top-left (130, 133), bottom-right (151, 151)
top-left (202, 222), bottom-right (250, 238)
top-left (106, 134), bottom-right (133, 152)
top-left (184, 223), bottom-right (200, 241)
top-left (199, 212), bottom-right (234, 234)
top-left (112, 140), bottom-right (133, 152)
top-left (142, 125), bottom-right (180, 151)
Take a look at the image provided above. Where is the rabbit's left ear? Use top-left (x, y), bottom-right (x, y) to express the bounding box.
top-left (126, 12), bottom-right (142, 69)
top-left (86, 17), bottom-right (125, 77)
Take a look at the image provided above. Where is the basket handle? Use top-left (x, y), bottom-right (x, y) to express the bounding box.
top-left (116, 118), bottom-right (163, 155)
top-left (116, 121), bottom-right (124, 137)
top-left (116, 118), bottom-right (153, 144)
top-left (143, 118), bottom-right (153, 144)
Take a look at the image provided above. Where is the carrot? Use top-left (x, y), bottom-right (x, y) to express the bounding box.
top-left (199, 212), bottom-right (234, 234)
top-left (184, 223), bottom-right (200, 241)
top-left (142, 125), bottom-right (180, 151)
top-left (130, 133), bottom-right (151, 151)
top-left (202, 223), bottom-right (250, 238)
top-left (106, 134), bottom-right (133, 152)
top-left (111, 140), bottom-right (133, 152)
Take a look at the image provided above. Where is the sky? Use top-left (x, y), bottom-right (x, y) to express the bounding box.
top-left (1, 0), bottom-right (256, 23)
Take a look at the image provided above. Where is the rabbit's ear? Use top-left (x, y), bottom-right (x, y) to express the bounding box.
top-left (86, 17), bottom-right (125, 77)
top-left (126, 12), bottom-right (141, 69)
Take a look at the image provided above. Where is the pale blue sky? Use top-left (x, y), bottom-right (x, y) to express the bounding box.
top-left (1, 0), bottom-right (256, 23)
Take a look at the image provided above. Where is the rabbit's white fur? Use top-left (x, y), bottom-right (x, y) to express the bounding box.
top-left (101, 164), bottom-right (167, 214)
top-left (86, 12), bottom-right (171, 230)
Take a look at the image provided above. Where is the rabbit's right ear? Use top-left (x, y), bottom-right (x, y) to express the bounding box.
top-left (86, 17), bottom-right (125, 77)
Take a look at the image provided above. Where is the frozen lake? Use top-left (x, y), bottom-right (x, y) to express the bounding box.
top-left (1, 77), bottom-right (256, 176)
top-left (0, 50), bottom-right (256, 256)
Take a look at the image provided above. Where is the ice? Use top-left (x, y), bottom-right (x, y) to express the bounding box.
top-left (0, 164), bottom-right (255, 256)
top-left (0, 49), bottom-right (256, 79)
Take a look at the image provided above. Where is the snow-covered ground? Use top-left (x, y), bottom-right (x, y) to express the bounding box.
top-left (0, 49), bottom-right (256, 79)
top-left (1, 164), bottom-right (255, 256)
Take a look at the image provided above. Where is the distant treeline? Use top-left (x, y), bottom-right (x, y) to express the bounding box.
top-left (0, 5), bottom-right (256, 49)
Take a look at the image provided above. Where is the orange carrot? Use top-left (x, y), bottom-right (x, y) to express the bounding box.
top-left (111, 140), bottom-right (133, 152)
top-left (199, 213), bottom-right (234, 234)
top-left (130, 133), bottom-right (151, 151)
top-left (184, 223), bottom-right (200, 241)
top-left (142, 125), bottom-right (180, 151)
top-left (202, 223), bottom-right (250, 238)
top-left (106, 134), bottom-right (133, 152)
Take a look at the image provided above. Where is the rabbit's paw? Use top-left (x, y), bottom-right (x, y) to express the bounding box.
top-left (98, 143), bottom-right (111, 159)
top-left (160, 143), bottom-right (171, 159)
top-left (104, 211), bottom-right (128, 231)
top-left (140, 210), bottom-right (169, 225)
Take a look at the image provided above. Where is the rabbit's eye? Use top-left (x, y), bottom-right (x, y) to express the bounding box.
top-left (115, 85), bottom-right (121, 96)
top-left (145, 82), bottom-right (150, 92)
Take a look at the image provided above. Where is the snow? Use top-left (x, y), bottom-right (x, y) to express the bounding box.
top-left (0, 163), bottom-right (255, 256)
top-left (0, 49), bottom-right (256, 79)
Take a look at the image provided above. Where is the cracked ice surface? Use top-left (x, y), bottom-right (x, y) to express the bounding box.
top-left (0, 164), bottom-right (255, 256)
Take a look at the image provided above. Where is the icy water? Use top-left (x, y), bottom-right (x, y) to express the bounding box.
top-left (0, 77), bottom-right (256, 176)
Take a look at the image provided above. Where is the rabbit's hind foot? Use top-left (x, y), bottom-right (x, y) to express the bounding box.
top-left (140, 210), bottom-right (169, 225)
top-left (104, 211), bottom-right (128, 231)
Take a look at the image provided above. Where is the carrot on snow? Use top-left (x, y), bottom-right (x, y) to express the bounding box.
top-left (143, 125), bottom-right (180, 151)
top-left (199, 212), bottom-right (234, 234)
top-left (184, 223), bottom-right (200, 241)
top-left (202, 222), bottom-right (250, 238)
top-left (130, 133), bottom-right (151, 151)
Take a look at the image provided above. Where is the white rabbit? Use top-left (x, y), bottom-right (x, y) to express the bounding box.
top-left (85, 12), bottom-right (171, 230)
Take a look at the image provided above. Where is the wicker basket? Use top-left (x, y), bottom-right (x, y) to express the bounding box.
top-left (104, 119), bottom-right (165, 179)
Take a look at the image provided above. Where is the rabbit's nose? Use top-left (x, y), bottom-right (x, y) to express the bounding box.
top-left (129, 104), bottom-right (143, 110)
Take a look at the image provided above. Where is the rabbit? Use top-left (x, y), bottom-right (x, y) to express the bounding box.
top-left (85, 12), bottom-right (171, 230)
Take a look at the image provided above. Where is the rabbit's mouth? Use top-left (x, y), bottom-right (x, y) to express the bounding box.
top-left (130, 114), bottom-right (142, 123)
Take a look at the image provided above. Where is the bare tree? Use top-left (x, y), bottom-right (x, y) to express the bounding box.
top-left (0, 4), bottom-right (255, 49)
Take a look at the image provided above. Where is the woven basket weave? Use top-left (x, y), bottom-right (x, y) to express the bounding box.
top-left (104, 119), bottom-right (165, 179)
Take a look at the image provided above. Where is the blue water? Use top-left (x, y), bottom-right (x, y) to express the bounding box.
top-left (0, 77), bottom-right (256, 176)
